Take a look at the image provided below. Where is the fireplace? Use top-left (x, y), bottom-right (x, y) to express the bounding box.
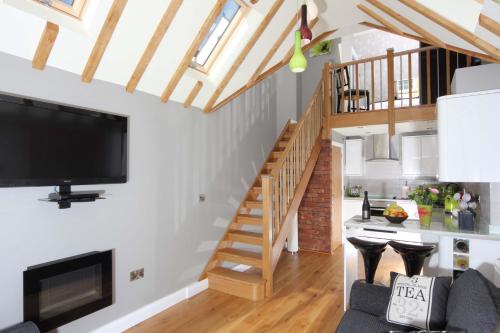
top-left (24, 251), bottom-right (113, 332)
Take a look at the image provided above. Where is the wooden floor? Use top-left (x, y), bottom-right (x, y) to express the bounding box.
top-left (127, 249), bottom-right (345, 333)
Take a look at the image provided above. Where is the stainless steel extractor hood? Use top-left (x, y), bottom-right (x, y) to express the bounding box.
top-left (366, 134), bottom-right (399, 162)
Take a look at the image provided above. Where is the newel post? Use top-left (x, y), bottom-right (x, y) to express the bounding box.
top-left (322, 62), bottom-right (332, 140)
top-left (261, 175), bottom-right (273, 297)
top-left (387, 48), bottom-right (395, 137)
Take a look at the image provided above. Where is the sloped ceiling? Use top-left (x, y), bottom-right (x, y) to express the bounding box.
top-left (0, 0), bottom-right (498, 112)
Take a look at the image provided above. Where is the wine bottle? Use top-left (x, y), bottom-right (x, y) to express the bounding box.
top-left (362, 191), bottom-right (371, 220)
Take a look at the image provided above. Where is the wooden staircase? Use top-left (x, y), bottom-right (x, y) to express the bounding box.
top-left (199, 81), bottom-right (327, 301)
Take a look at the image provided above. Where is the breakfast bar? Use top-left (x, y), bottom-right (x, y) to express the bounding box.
top-left (343, 214), bottom-right (500, 307)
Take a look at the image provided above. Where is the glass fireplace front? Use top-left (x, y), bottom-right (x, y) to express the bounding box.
top-left (24, 250), bottom-right (113, 332)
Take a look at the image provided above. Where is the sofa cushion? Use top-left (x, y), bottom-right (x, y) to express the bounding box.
top-left (388, 272), bottom-right (451, 331)
top-left (336, 309), bottom-right (411, 333)
top-left (0, 322), bottom-right (40, 333)
top-left (446, 269), bottom-right (500, 333)
top-left (349, 280), bottom-right (392, 317)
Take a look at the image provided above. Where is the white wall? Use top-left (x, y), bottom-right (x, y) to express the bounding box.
top-left (299, 38), bottom-right (341, 115)
top-left (276, 65), bottom-right (298, 134)
top-left (452, 64), bottom-right (500, 94)
top-left (0, 51), bottom-right (279, 332)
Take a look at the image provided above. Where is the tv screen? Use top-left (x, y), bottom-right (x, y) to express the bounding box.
top-left (0, 93), bottom-right (127, 187)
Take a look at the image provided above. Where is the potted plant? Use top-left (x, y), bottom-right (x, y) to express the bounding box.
top-left (408, 186), bottom-right (440, 227)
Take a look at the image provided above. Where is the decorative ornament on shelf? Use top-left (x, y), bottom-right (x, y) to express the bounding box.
top-left (300, 4), bottom-right (312, 45)
top-left (306, 0), bottom-right (318, 20)
top-left (289, 30), bottom-right (307, 73)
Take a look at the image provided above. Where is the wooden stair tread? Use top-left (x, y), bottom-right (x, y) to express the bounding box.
top-left (217, 248), bottom-right (262, 267)
top-left (227, 230), bottom-right (263, 245)
top-left (236, 214), bottom-right (262, 225)
top-left (271, 151), bottom-right (282, 158)
top-left (207, 267), bottom-right (264, 285)
top-left (244, 200), bottom-right (263, 209)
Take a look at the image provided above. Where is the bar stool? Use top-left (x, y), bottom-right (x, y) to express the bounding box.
top-left (347, 237), bottom-right (388, 284)
top-left (389, 240), bottom-right (436, 277)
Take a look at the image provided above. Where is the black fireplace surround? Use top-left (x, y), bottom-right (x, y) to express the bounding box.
top-left (23, 250), bottom-right (113, 332)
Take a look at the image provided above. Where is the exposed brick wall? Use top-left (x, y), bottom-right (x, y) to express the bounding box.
top-left (298, 140), bottom-right (332, 253)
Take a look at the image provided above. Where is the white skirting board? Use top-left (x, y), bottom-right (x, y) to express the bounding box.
top-left (90, 264), bottom-right (250, 333)
top-left (90, 279), bottom-right (209, 333)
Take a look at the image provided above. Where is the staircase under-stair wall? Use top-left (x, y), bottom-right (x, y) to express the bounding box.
top-left (199, 81), bottom-right (327, 301)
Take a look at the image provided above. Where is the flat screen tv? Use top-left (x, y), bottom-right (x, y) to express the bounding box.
top-left (0, 93), bottom-right (127, 187)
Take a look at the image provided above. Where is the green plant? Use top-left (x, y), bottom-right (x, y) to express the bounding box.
top-left (408, 185), bottom-right (440, 206)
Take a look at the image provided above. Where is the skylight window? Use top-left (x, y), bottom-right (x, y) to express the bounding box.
top-left (191, 0), bottom-right (247, 73)
top-left (34, 0), bottom-right (87, 18)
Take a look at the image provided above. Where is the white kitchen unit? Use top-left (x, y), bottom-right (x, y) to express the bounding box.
top-left (438, 89), bottom-right (500, 182)
top-left (401, 134), bottom-right (438, 177)
top-left (343, 216), bottom-right (500, 309)
top-left (345, 138), bottom-right (363, 176)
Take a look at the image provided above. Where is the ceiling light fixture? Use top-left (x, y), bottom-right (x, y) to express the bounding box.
top-left (289, 30), bottom-right (307, 73)
top-left (300, 4), bottom-right (312, 45)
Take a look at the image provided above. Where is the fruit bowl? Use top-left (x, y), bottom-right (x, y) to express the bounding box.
top-left (384, 215), bottom-right (408, 224)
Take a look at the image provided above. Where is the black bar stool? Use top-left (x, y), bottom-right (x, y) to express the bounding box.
top-left (347, 237), bottom-right (388, 284)
top-left (389, 241), bottom-right (436, 277)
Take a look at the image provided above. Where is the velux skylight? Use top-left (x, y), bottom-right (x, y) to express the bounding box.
top-left (35, 0), bottom-right (87, 18)
top-left (191, 0), bottom-right (245, 72)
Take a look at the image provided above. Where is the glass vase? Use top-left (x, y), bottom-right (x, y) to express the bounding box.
top-left (417, 204), bottom-right (433, 227)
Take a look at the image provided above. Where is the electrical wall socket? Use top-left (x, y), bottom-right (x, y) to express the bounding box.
top-left (199, 194), bottom-right (206, 202)
top-left (130, 268), bottom-right (144, 282)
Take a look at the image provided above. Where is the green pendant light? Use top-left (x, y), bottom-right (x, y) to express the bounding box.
top-left (289, 30), bottom-right (307, 73)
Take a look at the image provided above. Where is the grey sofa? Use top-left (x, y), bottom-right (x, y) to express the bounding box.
top-left (336, 269), bottom-right (500, 333)
top-left (0, 322), bottom-right (39, 333)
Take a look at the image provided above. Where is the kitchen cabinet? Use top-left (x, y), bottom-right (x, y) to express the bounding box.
top-left (402, 134), bottom-right (438, 177)
top-left (345, 139), bottom-right (363, 176)
top-left (438, 89), bottom-right (500, 182)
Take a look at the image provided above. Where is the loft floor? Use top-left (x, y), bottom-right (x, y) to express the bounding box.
top-left (127, 249), bottom-right (344, 333)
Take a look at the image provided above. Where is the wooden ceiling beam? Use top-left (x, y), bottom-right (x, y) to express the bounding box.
top-left (204, 0), bottom-right (286, 113)
top-left (357, 3), bottom-right (404, 36)
top-left (32, 22), bottom-right (59, 70)
top-left (365, 0), bottom-right (446, 48)
top-left (184, 81), bottom-right (203, 108)
top-left (248, 11), bottom-right (298, 84)
top-left (210, 29), bottom-right (337, 113)
top-left (160, 0), bottom-right (225, 103)
top-left (398, 0), bottom-right (500, 61)
top-left (126, 0), bottom-right (183, 93)
top-left (479, 13), bottom-right (500, 37)
top-left (82, 0), bottom-right (128, 83)
top-left (359, 21), bottom-right (499, 63)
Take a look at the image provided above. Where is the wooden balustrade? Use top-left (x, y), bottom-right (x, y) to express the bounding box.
top-left (328, 45), bottom-right (476, 117)
top-left (261, 80), bottom-right (325, 290)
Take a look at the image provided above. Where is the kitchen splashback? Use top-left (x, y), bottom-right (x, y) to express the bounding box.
top-left (345, 178), bottom-right (432, 199)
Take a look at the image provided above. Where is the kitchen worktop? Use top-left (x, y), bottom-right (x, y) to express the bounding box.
top-left (343, 197), bottom-right (414, 202)
top-left (344, 215), bottom-right (500, 241)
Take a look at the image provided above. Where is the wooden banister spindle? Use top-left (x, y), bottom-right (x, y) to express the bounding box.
top-left (408, 53), bottom-right (413, 107)
top-left (355, 63), bottom-right (360, 112)
top-left (371, 60), bottom-right (375, 110)
top-left (446, 50), bottom-right (451, 95)
top-left (426, 49), bottom-right (431, 105)
top-left (261, 175), bottom-right (273, 297)
top-left (387, 48), bottom-right (395, 137)
top-left (322, 64), bottom-right (331, 139)
top-left (340, 66), bottom-right (345, 113)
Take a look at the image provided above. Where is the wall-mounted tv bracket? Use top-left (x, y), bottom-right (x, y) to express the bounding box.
top-left (45, 185), bottom-right (106, 209)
